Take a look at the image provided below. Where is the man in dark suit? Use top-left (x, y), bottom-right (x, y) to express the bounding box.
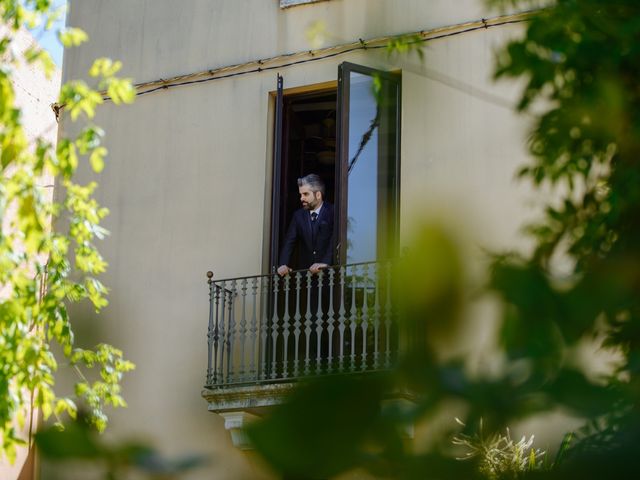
top-left (278, 174), bottom-right (334, 276)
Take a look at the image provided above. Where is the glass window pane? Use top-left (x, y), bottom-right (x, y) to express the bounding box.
top-left (347, 72), bottom-right (378, 263)
top-left (345, 70), bottom-right (399, 263)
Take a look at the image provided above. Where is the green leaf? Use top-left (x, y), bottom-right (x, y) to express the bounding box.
top-left (58, 27), bottom-right (88, 48)
top-left (54, 398), bottom-right (77, 417)
top-left (23, 46), bottom-right (56, 77)
top-left (106, 77), bottom-right (136, 104)
top-left (89, 58), bottom-right (122, 78)
top-left (89, 146), bottom-right (107, 173)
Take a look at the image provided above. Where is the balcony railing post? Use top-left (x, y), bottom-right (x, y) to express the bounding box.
top-left (226, 280), bottom-right (237, 383)
top-left (293, 271), bottom-right (302, 378)
top-left (315, 270), bottom-right (325, 373)
top-left (385, 261), bottom-right (393, 369)
top-left (218, 280), bottom-right (227, 384)
top-left (338, 265), bottom-right (346, 373)
top-left (206, 271), bottom-right (215, 386)
top-left (327, 267), bottom-right (336, 373)
top-left (303, 270), bottom-right (313, 375)
top-left (360, 263), bottom-right (369, 371)
top-left (249, 277), bottom-right (258, 379)
top-left (349, 265), bottom-right (358, 371)
top-left (282, 274), bottom-right (291, 379)
top-left (373, 263), bottom-right (381, 370)
top-left (260, 276), bottom-right (269, 381)
top-left (270, 274), bottom-right (280, 379)
top-left (239, 278), bottom-right (248, 381)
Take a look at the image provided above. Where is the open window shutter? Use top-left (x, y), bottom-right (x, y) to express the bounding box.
top-left (270, 74), bottom-right (285, 271)
top-left (336, 62), bottom-right (401, 265)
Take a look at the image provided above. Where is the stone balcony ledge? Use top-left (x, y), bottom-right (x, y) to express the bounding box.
top-left (202, 380), bottom-right (417, 450)
top-left (202, 382), bottom-right (296, 414)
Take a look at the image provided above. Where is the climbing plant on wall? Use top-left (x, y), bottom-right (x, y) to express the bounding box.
top-left (1, 0), bottom-right (135, 463)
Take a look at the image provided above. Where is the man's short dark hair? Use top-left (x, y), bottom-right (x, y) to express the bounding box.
top-left (297, 174), bottom-right (325, 197)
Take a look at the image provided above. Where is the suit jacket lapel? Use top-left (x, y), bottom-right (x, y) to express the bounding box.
top-left (318, 203), bottom-right (330, 223)
top-left (301, 210), bottom-right (313, 250)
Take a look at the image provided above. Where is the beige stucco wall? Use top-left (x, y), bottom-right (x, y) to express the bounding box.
top-left (58, 1), bottom-right (538, 478)
top-left (64, 0), bottom-right (501, 86)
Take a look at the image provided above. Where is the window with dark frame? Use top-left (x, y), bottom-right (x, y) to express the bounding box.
top-left (264, 64), bottom-right (401, 378)
top-left (270, 63), bottom-right (401, 272)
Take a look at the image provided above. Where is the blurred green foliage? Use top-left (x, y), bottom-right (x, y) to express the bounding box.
top-left (1, 0), bottom-right (135, 462)
top-left (247, 1), bottom-right (640, 478)
top-left (35, 414), bottom-right (208, 480)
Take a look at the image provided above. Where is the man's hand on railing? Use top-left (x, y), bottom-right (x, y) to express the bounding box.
top-left (309, 263), bottom-right (328, 274)
top-left (277, 265), bottom-right (292, 276)
top-left (278, 264), bottom-right (328, 276)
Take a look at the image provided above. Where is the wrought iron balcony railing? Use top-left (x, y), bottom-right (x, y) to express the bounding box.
top-left (205, 262), bottom-right (396, 389)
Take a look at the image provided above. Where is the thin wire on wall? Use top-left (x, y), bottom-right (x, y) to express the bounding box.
top-left (53, 10), bottom-right (535, 112)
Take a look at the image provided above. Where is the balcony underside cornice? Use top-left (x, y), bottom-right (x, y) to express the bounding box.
top-left (202, 383), bottom-right (296, 414)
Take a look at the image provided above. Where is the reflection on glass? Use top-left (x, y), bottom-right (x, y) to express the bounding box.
top-left (347, 72), bottom-right (378, 263)
top-left (345, 71), bottom-right (397, 264)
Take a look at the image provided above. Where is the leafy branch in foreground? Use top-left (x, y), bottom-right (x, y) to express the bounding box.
top-left (1, 0), bottom-right (136, 462)
top-left (247, 1), bottom-right (640, 479)
top-left (34, 415), bottom-right (208, 480)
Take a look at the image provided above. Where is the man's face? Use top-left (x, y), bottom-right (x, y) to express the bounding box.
top-left (299, 185), bottom-right (322, 210)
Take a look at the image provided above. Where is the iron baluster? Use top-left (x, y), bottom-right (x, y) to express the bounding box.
top-left (239, 278), bottom-right (248, 381)
top-left (373, 263), bottom-right (381, 370)
top-left (349, 265), bottom-right (358, 371)
top-left (385, 261), bottom-right (392, 368)
top-left (226, 280), bottom-right (237, 383)
top-left (282, 273), bottom-right (291, 379)
top-left (249, 277), bottom-right (258, 378)
top-left (360, 263), bottom-right (369, 370)
top-left (218, 280), bottom-right (227, 384)
top-left (338, 265), bottom-right (346, 373)
top-left (270, 274), bottom-right (280, 379)
top-left (315, 269), bottom-right (324, 373)
top-left (206, 272), bottom-right (215, 386)
top-left (303, 270), bottom-right (312, 376)
top-left (327, 267), bottom-right (335, 373)
top-left (260, 276), bottom-right (269, 381)
top-left (213, 283), bottom-right (221, 385)
top-left (293, 271), bottom-right (302, 378)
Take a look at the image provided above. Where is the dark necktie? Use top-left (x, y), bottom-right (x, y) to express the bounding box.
top-left (310, 212), bottom-right (318, 244)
